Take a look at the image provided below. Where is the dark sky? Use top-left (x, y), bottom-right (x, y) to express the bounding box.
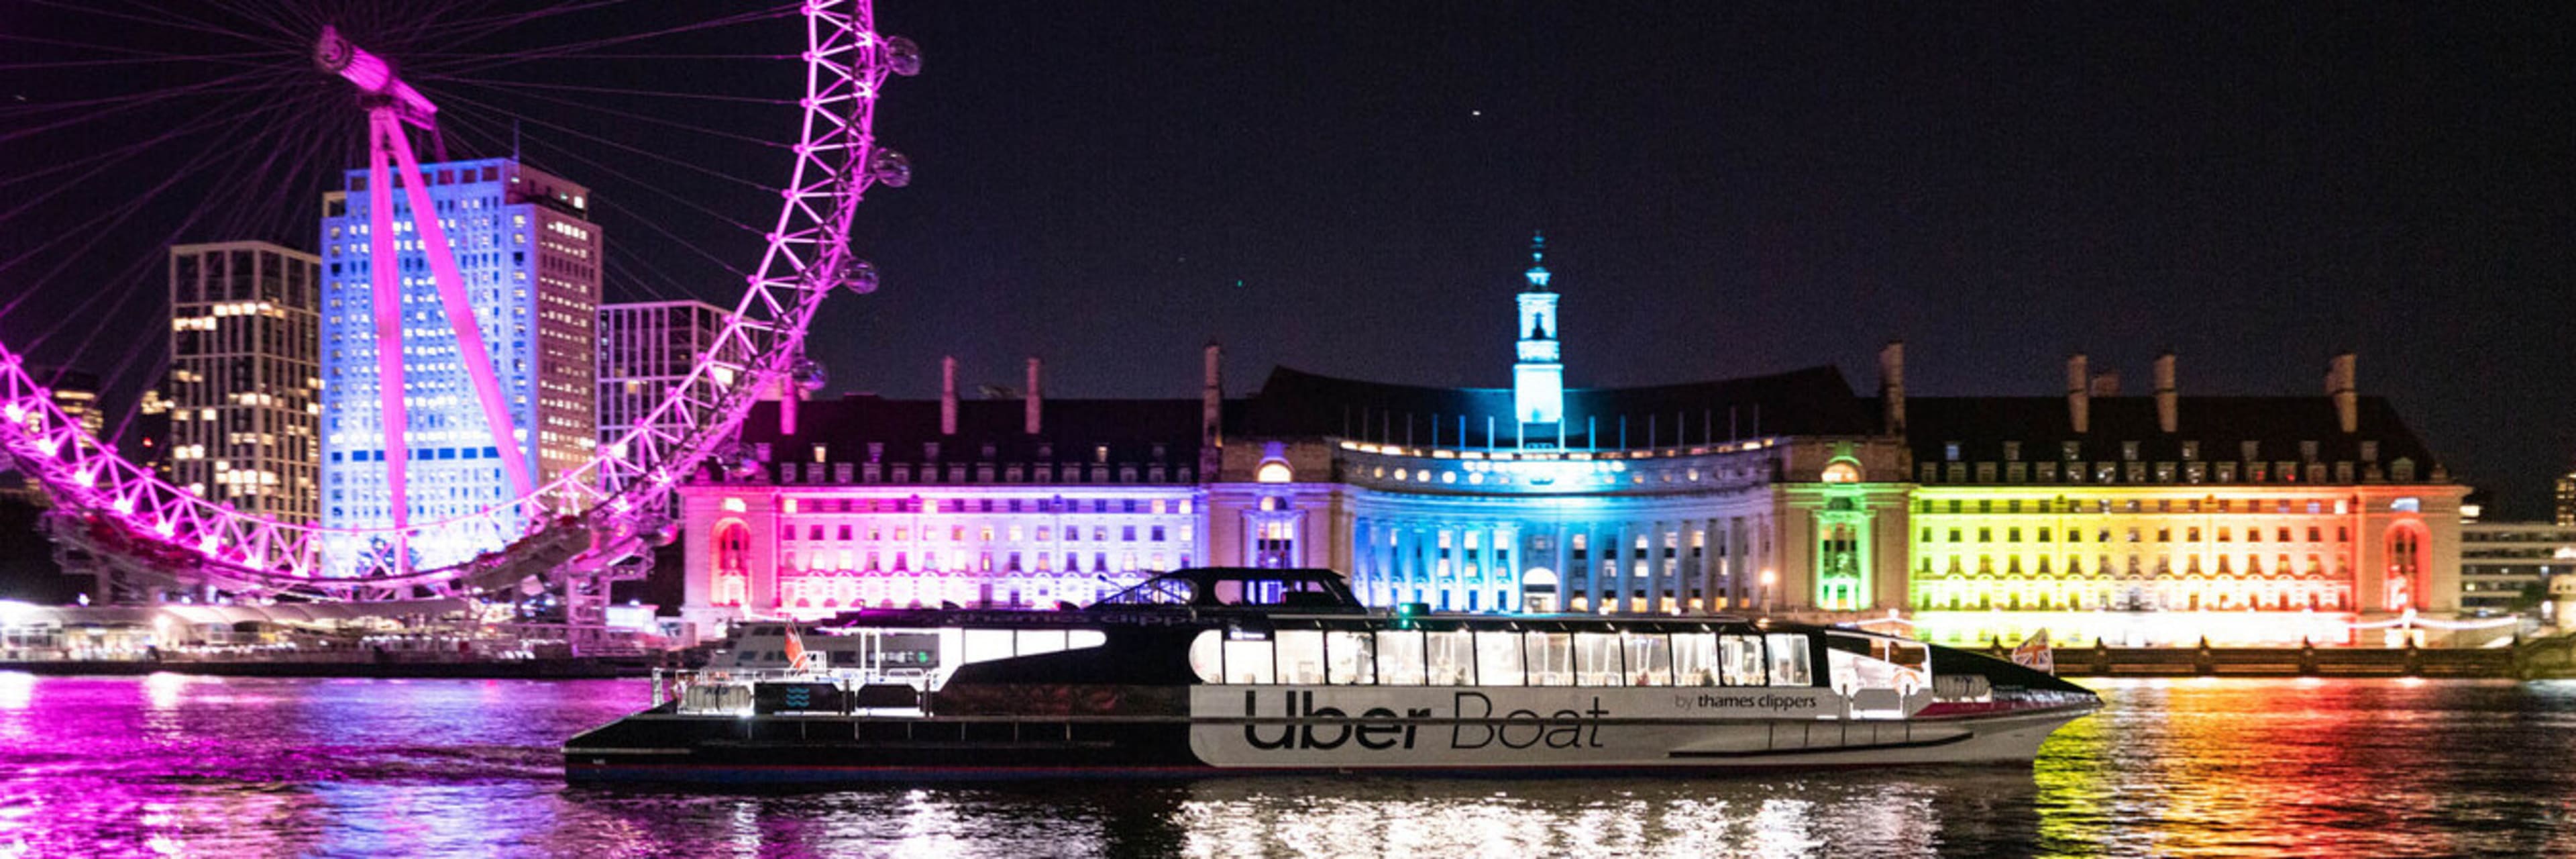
top-left (3, 3), bottom-right (2571, 516)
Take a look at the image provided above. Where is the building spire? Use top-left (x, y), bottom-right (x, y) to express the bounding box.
top-left (1513, 230), bottom-right (1564, 431)
top-left (1524, 230), bottom-right (1552, 291)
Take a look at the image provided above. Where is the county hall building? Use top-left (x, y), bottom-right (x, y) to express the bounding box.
top-left (674, 236), bottom-right (2467, 646)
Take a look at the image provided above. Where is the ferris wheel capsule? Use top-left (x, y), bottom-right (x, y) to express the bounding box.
top-left (792, 357), bottom-right (828, 393)
top-left (869, 148), bottom-right (911, 187)
top-left (842, 258), bottom-right (879, 294)
top-left (884, 36), bottom-right (923, 77)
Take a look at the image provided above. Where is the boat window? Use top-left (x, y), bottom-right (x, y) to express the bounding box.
top-left (1624, 634), bottom-right (1674, 687)
top-left (1525, 632), bottom-right (1574, 687)
top-left (1672, 633), bottom-right (1721, 686)
top-left (1720, 635), bottom-right (1768, 687)
top-left (1764, 633), bottom-right (1813, 686)
top-left (1224, 632), bottom-right (1275, 685)
top-left (1275, 630), bottom-right (1327, 685)
top-left (1187, 630), bottom-right (1223, 683)
top-left (1476, 631), bottom-right (1525, 686)
top-left (1099, 576), bottom-right (1195, 606)
top-left (963, 629), bottom-right (1015, 665)
top-left (1426, 630), bottom-right (1477, 686)
top-left (1326, 631), bottom-right (1375, 685)
top-left (1375, 630), bottom-right (1427, 685)
top-left (1014, 629), bottom-right (1070, 656)
top-left (1572, 633), bottom-right (1625, 686)
top-left (1212, 576), bottom-right (1342, 607)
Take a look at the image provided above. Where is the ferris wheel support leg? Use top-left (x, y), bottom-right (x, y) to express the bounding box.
top-left (382, 109), bottom-right (534, 511)
top-left (365, 109), bottom-right (413, 542)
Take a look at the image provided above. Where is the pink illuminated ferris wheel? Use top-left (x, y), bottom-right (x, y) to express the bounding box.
top-left (0, 1), bottom-right (916, 609)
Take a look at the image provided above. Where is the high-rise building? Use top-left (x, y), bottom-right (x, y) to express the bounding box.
top-left (319, 158), bottom-right (600, 567)
top-left (2556, 471), bottom-right (2575, 526)
top-left (597, 299), bottom-right (737, 444)
top-left (2455, 521), bottom-right (2576, 614)
top-left (166, 241), bottom-right (323, 522)
top-left (3, 366), bottom-right (107, 505)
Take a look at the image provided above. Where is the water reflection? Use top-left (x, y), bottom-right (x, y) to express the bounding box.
top-left (1, 675), bottom-right (2575, 857)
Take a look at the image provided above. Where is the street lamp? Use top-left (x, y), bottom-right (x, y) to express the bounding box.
top-left (1760, 568), bottom-right (1777, 616)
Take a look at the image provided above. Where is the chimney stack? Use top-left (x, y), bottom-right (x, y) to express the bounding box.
top-left (940, 355), bottom-right (958, 436)
top-left (1878, 340), bottom-right (1906, 436)
top-left (1201, 342), bottom-right (1224, 477)
top-left (2328, 352), bottom-right (2358, 434)
top-left (2065, 353), bottom-right (2090, 434)
top-left (2153, 352), bottom-right (2178, 434)
top-left (1024, 357), bottom-right (1042, 435)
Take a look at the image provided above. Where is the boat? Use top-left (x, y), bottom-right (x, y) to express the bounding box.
top-left (564, 567), bottom-right (2100, 783)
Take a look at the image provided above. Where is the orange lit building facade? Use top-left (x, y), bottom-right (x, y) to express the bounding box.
top-left (1901, 354), bottom-right (2467, 646)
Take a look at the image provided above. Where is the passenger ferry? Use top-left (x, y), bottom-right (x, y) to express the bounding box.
top-left (565, 568), bottom-right (2099, 782)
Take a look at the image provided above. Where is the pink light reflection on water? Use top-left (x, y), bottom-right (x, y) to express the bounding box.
top-left (0, 675), bottom-right (2571, 857)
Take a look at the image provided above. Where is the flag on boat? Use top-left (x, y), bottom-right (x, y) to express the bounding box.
top-left (784, 624), bottom-right (809, 670)
top-left (2010, 630), bottom-right (2055, 675)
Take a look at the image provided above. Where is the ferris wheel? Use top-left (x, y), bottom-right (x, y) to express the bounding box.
top-left (0, 1), bottom-right (915, 608)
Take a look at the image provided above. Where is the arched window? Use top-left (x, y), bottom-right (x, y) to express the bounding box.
top-left (2385, 525), bottom-right (2424, 610)
top-left (1256, 460), bottom-right (1293, 483)
top-left (1821, 460), bottom-right (1862, 484)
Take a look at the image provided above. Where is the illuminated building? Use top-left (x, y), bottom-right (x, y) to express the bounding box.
top-left (3, 366), bottom-right (104, 503)
top-left (678, 236), bottom-right (1915, 628)
top-left (674, 236), bottom-right (2469, 648)
top-left (2456, 522), bottom-right (2576, 615)
top-left (1903, 353), bottom-right (2468, 646)
top-left (165, 242), bottom-right (322, 522)
top-left (676, 356), bottom-right (1208, 629)
top-left (598, 299), bottom-right (737, 447)
top-left (318, 158), bottom-right (600, 568)
top-left (2557, 472), bottom-right (2576, 526)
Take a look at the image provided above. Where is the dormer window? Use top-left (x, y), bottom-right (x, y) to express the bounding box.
top-left (2300, 440), bottom-right (2320, 462)
top-left (2061, 441), bottom-right (2082, 461)
top-left (2241, 440), bottom-right (2260, 461)
top-left (2002, 441), bottom-right (2022, 462)
top-left (1943, 442), bottom-right (1961, 462)
top-left (2121, 441), bottom-right (2139, 462)
top-left (2360, 441), bottom-right (2379, 462)
top-left (2180, 441), bottom-right (2199, 461)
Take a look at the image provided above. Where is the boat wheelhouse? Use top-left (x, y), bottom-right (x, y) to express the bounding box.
top-left (567, 568), bottom-right (2098, 782)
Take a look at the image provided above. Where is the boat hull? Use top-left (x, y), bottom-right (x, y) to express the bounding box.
top-left (563, 703), bottom-right (2090, 784)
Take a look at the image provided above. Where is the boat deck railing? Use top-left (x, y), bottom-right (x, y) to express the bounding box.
top-left (653, 666), bottom-right (929, 715)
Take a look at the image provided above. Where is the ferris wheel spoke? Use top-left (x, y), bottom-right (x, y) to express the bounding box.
top-left (0, 92), bottom-right (332, 325)
top-left (414, 4), bottom-right (802, 77)
top-left (429, 77), bottom-right (793, 149)
top-left (21, 0), bottom-right (298, 54)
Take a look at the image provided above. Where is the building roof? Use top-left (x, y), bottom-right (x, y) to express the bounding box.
top-left (735, 395), bottom-right (1203, 466)
top-left (1896, 395), bottom-right (2443, 470)
top-left (1235, 364), bottom-right (1879, 444)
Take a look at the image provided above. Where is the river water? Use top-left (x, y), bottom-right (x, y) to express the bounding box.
top-left (1, 674), bottom-right (2572, 858)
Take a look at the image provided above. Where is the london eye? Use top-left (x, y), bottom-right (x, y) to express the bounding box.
top-left (0, 1), bottom-right (916, 620)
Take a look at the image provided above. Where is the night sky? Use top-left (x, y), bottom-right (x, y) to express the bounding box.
top-left (3, 3), bottom-right (2571, 515)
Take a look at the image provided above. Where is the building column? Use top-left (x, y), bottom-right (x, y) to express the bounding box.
top-left (1551, 521), bottom-right (1572, 611)
top-left (1351, 516), bottom-right (1373, 595)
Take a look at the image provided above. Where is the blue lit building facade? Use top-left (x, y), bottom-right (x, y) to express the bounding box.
top-left (680, 235), bottom-right (1916, 629)
top-left (318, 158), bottom-right (601, 570)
